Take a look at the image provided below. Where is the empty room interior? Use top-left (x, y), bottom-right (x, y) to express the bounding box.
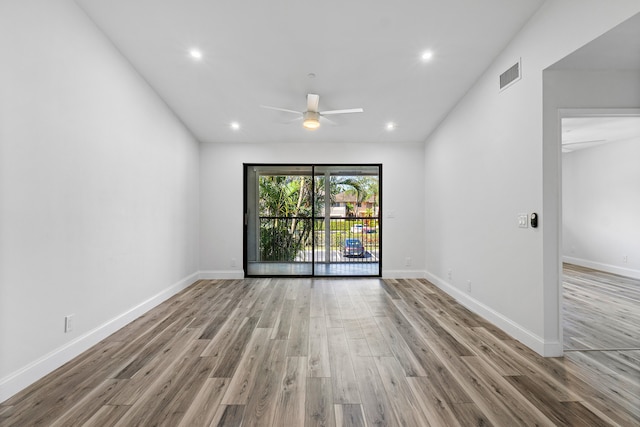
top-left (1, 0), bottom-right (639, 426)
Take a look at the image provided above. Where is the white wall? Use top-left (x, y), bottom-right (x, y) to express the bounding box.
top-left (422, 1), bottom-right (640, 356)
top-left (563, 137), bottom-right (640, 278)
top-left (0, 0), bottom-right (200, 401)
top-left (199, 141), bottom-right (425, 278)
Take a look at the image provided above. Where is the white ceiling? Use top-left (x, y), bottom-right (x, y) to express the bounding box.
top-left (75, 0), bottom-right (545, 144)
top-left (562, 117), bottom-right (640, 152)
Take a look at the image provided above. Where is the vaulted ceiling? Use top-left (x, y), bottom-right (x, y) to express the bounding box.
top-left (76, 0), bottom-right (545, 144)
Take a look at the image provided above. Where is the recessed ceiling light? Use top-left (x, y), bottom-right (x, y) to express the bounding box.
top-left (189, 49), bottom-right (203, 60)
top-left (385, 122), bottom-right (396, 131)
top-left (421, 50), bottom-right (434, 62)
top-left (230, 121), bottom-right (240, 130)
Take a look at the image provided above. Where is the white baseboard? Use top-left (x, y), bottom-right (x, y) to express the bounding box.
top-left (563, 256), bottom-right (640, 280)
top-left (382, 269), bottom-right (427, 279)
top-left (199, 270), bottom-right (245, 280)
top-left (423, 271), bottom-right (562, 357)
top-left (0, 272), bottom-right (199, 403)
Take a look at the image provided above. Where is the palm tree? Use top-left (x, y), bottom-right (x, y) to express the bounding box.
top-left (335, 176), bottom-right (378, 217)
top-left (259, 175), bottom-right (313, 261)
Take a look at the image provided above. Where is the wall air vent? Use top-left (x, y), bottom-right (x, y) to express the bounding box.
top-left (499, 59), bottom-right (521, 91)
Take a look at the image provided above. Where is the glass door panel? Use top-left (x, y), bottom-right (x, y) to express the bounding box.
top-left (245, 165), bottom-right (313, 276)
top-left (313, 165), bottom-right (381, 277)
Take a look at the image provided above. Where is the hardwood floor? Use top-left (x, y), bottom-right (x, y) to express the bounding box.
top-left (2, 277), bottom-right (638, 426)
top-left (563, 263), bottom-right (640, 350)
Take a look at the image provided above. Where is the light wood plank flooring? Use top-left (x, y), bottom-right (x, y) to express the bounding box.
top-left (563, 263), bottom-right (640, 351)
top-left (2, 277), bottom-right (639, 426)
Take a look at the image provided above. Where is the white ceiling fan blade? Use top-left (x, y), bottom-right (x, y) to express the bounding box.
top-left (283, 116), bottom-right (303, 124)
top-left (307, 94), bottom-right (320, 113)
top-left (260, 105), bottom-right (302, 115)
top-left (320, 108), bottom-right (364, 115)
top-left (319, 115), bottom-right (338, 125)
top-left (562, 139), bottom-right (607, 146)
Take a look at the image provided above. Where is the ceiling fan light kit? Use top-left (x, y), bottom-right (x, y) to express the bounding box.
top-left (303, 111), bottom-right (320, 130)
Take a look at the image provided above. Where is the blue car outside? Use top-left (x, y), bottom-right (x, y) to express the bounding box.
top-left (343, 238), bottom-right (365, 257)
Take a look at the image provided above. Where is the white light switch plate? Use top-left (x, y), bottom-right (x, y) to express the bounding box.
top-left (518, 214), bottom-right (528, 228)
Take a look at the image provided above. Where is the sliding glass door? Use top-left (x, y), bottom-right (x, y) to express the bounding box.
top-left (244, 164), bottom-right (381, 277)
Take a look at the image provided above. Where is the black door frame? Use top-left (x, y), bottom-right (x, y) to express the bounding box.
top-left (243, 163), bottom-right (382, 278)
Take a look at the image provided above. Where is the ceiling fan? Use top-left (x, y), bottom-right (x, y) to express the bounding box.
top-left (261, 93), bottom-right (364, 130)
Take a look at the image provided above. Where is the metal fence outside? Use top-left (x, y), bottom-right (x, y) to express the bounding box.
top-left (258, 216), bottom-right (379, 263)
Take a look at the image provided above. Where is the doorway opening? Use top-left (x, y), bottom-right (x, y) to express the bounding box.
top-left (243, 164), bottom-right (382, 277)
top-left (560, 111), bottom-right (640, 352)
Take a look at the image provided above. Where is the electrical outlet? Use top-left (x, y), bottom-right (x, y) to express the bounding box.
top-left (623, 255), bottom-right (628, 264)
top-left (467, 280), bottom-right (472, 292)
top-left (448, 270), bottom-right (452, 280)
top-left (64, 314), bottom-right (74, 333)
top-left (231, 258), bottom-right (237, 267)
top-left (405, 257), bottom-right (412, 266)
